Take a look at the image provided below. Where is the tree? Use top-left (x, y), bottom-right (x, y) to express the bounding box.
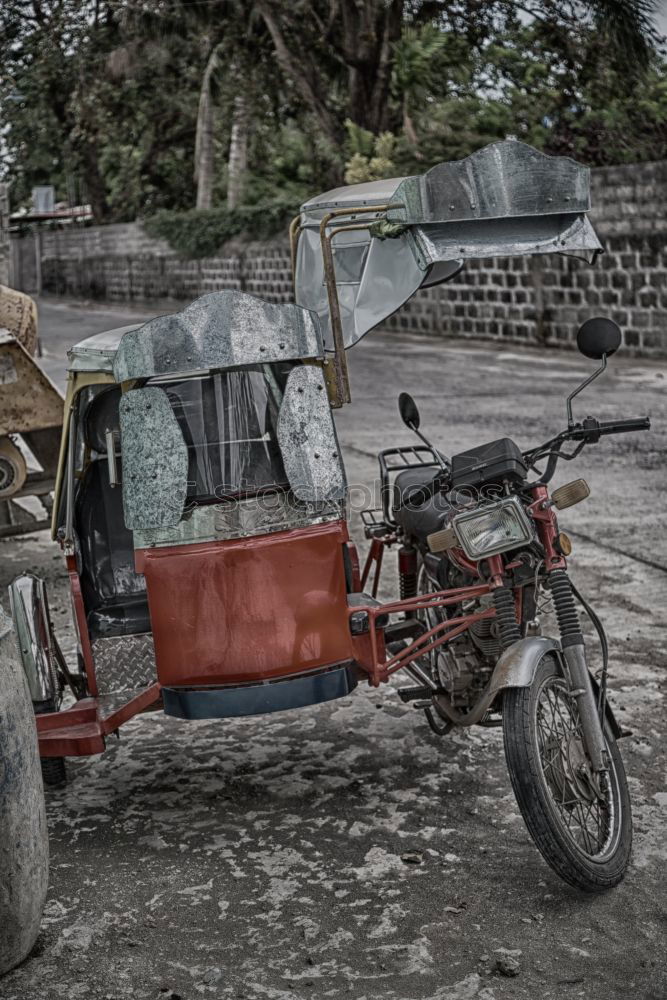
top-left (254, 1), bottom-right (660, 144)
top-left (194, 41), bottom-right (224, 210)
top-left (392, 23), bottom-right (461, 153)
top-left (227, 94), bottom-right (249, 209)
top-left (1, 0), bottom-right (664, 226)
top-left (0, 1), bottom-right (114, 219)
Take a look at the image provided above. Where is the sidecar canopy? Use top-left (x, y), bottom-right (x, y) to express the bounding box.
top-left (55, 291), bottom-right (346, 548)
top-left (294, 139), bottom-right (603, 350)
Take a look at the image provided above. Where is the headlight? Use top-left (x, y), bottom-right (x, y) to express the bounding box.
top-left (452, 496), bottom-right (534, 560)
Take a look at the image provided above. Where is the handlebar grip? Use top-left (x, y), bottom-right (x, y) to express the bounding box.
top-left (597, 417), bottom-right (651, 435)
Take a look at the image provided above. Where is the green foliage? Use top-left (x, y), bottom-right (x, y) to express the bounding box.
top-left (0, 0), bottom-right (665, 228)
top-left (143, 200), bottom-right (297, 257)
top-left (343, 122), bottom-right (397, 183)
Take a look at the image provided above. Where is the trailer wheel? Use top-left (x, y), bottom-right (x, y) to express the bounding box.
top-left (0, 438), bottom-right (27, 499)
top-left (0, 607), bottom-right (49, 977)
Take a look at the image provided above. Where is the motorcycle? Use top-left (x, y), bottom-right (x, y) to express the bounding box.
top-left (360, 315), bottom-right (649, 891)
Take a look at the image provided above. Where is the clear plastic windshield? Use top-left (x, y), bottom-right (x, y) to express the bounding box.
top-left (155, 363), bottom-right (293, 504)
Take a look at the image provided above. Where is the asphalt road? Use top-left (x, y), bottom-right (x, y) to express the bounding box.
top-left (1, 296), bottom-right (666, 1000)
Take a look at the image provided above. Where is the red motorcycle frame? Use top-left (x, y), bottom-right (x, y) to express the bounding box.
top-left (33, 484), bottom-right (561, 756)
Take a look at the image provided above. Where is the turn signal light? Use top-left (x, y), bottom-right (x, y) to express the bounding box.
top-left (556, 531), bottom-right (573, 556)
top-left (427, 525), bottom-right (458, 553)
top-left (551, 479), bottom-right (590, 510)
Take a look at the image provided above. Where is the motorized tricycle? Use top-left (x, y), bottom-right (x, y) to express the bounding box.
top-left (1, 139), bottom-right (652, 974)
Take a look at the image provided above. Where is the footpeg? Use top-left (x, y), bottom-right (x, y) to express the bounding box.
top-left (397, 685), bottom-right (431, 703)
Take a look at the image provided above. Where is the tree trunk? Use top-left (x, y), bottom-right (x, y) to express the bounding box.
top-left (342, 0), bottom-right (404, 134)
top-left (81, 141), bottom-right (111, 223)
top-left (256, 1), bottom-right (343, 148)
top-left (227, 95), bottom-right (248, 210)
top-left (257, 0), bottom-right (404, 146)
top-left (402, 96), bottom-right (421, 152)
top-left (195, 44), bottom-right (221, 211)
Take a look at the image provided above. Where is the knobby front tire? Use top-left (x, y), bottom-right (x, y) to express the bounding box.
top-left (502, 655), bottom-right (632, 892)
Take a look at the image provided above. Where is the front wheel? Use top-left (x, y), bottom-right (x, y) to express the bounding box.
top-left (503, 654), bottom-right (632, 892)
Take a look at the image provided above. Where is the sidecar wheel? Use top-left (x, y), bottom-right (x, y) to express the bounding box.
top-left (35, 700), bottom-right (67, 787)
top-left (40, 756), bottom-right (66, 787)
top-left (0, 609), bottom-right (49, 976)
top-left (502, 654), bottom-right (632, 892)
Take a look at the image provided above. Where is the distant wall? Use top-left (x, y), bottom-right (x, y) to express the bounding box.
top-left (11, 159), bottom-right (667, 356)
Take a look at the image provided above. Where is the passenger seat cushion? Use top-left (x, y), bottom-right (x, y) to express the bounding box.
top-left (392, 467), bottom-right (451, 540)
top-left (87, 596), bottom-right (152, 639)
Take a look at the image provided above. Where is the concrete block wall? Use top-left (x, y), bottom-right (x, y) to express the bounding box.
top-left (17, 158), bottom-right (667, 357)
top-left (383, 234), bottom-right (667, 354)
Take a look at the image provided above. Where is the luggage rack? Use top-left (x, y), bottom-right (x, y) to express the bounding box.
top-left (378, 445), bottom-right (442, 525)
top-left (360, 507), bottom-right (394, 539)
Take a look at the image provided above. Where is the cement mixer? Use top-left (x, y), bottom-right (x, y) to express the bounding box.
top-left (0, 285), bottom-right (63, 537)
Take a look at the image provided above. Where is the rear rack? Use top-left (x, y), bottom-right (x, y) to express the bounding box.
top-left (360, 508), bottom-right (393, 539)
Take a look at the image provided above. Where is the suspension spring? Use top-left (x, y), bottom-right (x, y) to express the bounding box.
top-left (492, 586), bottom-right (521, 649)
top-left (398, 545), bottom-right (418, 600)
top-left (549, 569), bottom-right (582, 643)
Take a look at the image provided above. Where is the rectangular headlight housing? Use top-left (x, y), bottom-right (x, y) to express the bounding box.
top-left (452, 496), bottom-right (534, 560)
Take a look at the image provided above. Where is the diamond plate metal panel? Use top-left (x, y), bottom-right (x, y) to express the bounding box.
top-left (92, 632), bottom-right (157, 695)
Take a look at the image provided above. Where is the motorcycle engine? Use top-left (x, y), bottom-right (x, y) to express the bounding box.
top-left (423, 575), bottom-right (500, 709)
top-left (468, 613), bottom-right (502, 660)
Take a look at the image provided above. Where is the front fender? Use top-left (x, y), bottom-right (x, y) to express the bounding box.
top-left (489, 637), bottom-right (562, 697)
top-left (488, 636), bottom-right (624, 739)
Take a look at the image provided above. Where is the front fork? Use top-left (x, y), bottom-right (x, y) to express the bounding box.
top-left (549, 568), bottom-right (609, 773)
top-left (528, 486), bottom-right (608, 771)
top-left (493, 561), bottom-right (608, 774)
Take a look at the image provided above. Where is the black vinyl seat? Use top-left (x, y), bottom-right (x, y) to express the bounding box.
top-left (87, 594), bottom-right (151, 639)
top-left (75, 388), bottom-right (150, 641)
top-left (392, 467), bottom-right (451, 540)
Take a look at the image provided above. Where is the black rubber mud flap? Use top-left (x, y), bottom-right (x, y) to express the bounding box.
top-left (0, 605), bottom-right (49, 976)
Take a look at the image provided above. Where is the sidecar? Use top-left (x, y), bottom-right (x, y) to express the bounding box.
top-left (8, 139), bottom-right (603, 765)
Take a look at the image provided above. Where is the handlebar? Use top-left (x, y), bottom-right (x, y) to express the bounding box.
top-left (397, 416), bottom-right (651, 504)
top-left (525, 414), bottom-right (650, 484)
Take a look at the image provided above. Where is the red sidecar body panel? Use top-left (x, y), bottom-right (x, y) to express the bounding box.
top-left (135, 519), bottom-right (355, 688)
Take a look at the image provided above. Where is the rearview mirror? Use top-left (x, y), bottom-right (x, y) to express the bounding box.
top-left (577, 317), bottom-right (622, 361)
top-left (399, 392), bottom-right (420, 430)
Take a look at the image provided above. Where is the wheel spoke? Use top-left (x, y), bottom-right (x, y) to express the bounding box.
top-left (534, 676), bottom-right (616, 859)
